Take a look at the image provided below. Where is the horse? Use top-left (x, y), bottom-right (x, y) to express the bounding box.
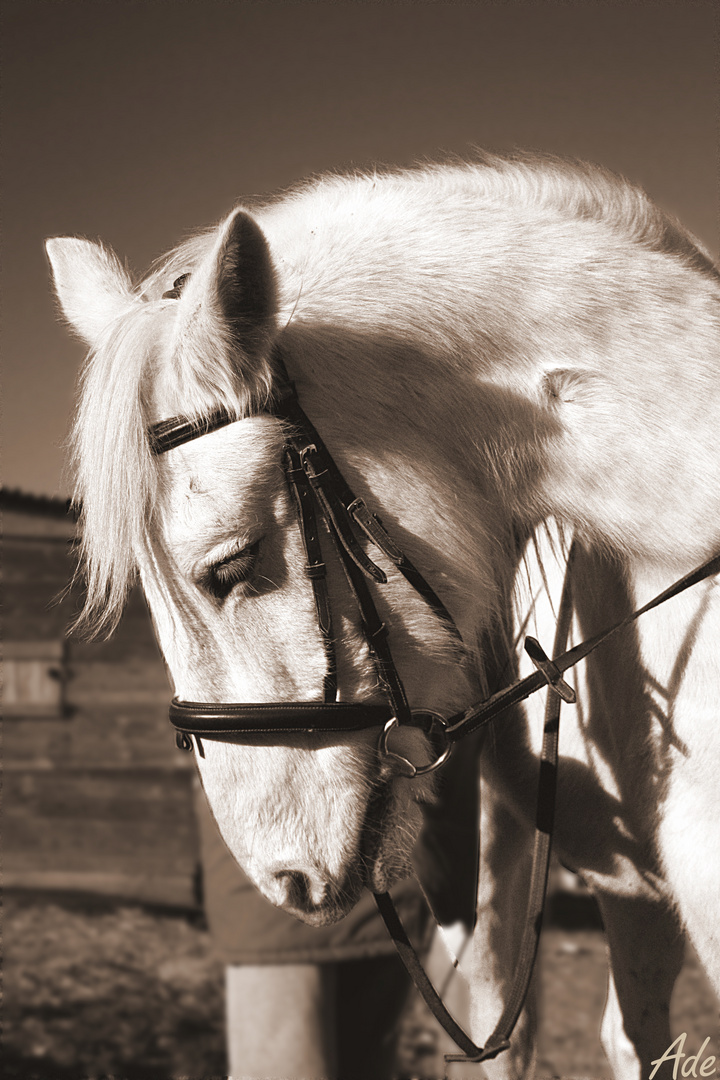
top-left (46, 152), bottom-right (720, 1078)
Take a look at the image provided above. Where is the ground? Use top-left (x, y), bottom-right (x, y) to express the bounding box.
top-left (4, 892), bottom-right (718, 1080)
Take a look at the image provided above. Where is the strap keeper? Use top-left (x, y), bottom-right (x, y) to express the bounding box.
top-left (305, 561), bottom-right (327, 580)
top-left (524, 637), bottom-right (576, 703)
top-left (445, 1038), bottom-right (511, 1064)
top-left (176, 731), bottom-right (194, 752)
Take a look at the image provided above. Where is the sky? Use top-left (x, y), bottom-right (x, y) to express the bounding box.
top-left (3, 0), bottom-right (717, 497)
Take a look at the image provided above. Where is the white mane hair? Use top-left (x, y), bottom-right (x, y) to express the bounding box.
top-left (66, 151), bottom-right (718, 637)
top-left (69, 234), bottom-right (273, 636)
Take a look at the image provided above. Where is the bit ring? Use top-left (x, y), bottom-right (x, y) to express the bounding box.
top-left (378, 710), bottom-right (453, 777)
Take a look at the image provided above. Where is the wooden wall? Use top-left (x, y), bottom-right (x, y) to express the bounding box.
top-left (4, 494), bottom-right (200, 908)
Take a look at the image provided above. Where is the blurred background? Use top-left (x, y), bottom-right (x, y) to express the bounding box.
top-left (3, 1), bottom-right (718, 1077)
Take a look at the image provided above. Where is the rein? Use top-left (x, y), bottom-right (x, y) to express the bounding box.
top-left (148, 348), bottom-right (720, 1065)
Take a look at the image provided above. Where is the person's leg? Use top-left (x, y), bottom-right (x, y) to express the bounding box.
top-left (226, 963), bottom-right (336, 1080)
top-left (334, 954), bottom-right (414, 1080)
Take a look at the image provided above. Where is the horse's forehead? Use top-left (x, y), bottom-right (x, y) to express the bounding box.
top-left (157, 417), bottom-right (286, 532)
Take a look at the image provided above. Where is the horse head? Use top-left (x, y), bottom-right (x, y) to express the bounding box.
top-left (46, 205), bottom-right (505, 925)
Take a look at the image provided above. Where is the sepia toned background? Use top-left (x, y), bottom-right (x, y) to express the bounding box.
top-left (3, 1), bottom-right (718, 1077)
top-left (4, 0), bottom-right (717, 498)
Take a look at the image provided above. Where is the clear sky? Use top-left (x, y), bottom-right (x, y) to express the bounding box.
top-left (3, 0), bottom-right (717, 497)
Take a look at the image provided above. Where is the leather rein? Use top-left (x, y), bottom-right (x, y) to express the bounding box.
top-left (148, 329), bottom-right (720, 1065)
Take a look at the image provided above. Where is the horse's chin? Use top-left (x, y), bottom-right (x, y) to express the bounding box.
top-left (360, 776), bottom-right (426, 894)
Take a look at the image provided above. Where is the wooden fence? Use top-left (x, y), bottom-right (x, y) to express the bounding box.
top-left (4, 493), bottom-right (200, 908)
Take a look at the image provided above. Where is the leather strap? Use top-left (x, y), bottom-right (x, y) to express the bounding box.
top-left (376, 543), bottom-right (576, 1064)
top-left (284, 446), bottom-right (338, 702)
top-left (349, 496), bottom-right (463, 642)
top-left (374, 891), bottom-right (493, 1061)
top-left (169, 699), bottom-right (393, 740)
top-left (445, 548), bottom-right (720, 744)
top-left (272, 377), bottom-right (445, 729)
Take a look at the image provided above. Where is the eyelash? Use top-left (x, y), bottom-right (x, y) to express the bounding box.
top-left (204, 540), bottom-right (261, 599)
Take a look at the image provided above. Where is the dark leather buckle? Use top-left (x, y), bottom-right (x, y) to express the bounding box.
top-left (299, 444), bottom-right (328, 481)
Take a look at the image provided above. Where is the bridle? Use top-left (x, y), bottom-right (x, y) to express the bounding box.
top-left (151, 364), bottom-right (463, 776)
top-left (151, 354), bottom-right (720, 771)
top-left (149, 278), bottom-right (720, 1065)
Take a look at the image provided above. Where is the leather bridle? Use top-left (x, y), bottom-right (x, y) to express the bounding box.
top-left (150, 358), bottom-right (720, 771)
top-left (151, 358), bottom-right (464, 778)
top-left (148, 282), bottom-right (720, 1064)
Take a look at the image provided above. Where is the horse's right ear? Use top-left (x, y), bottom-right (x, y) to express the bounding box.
top-left (45, 237), bottom-right (135, 346)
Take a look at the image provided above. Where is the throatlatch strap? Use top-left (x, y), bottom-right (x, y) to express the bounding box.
top-left (375, 545), bottom-right (576, 1065)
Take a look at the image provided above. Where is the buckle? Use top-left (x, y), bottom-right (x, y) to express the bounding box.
top-left (299, 444), bottom-right (328, 481)
top-left (378, 711), bottom-right (453, 777)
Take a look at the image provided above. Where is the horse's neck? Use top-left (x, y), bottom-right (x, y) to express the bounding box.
top-left (520, 532), bottom-right (720, 749)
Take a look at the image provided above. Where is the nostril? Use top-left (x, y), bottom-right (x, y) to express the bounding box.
top-left (274, 869), bottom-right (326, 909)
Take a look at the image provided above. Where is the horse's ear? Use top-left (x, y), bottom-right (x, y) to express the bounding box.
top-left (45, 237), bottom-right (135, 346)
top-left (209, 209), bottom-right (277, 358)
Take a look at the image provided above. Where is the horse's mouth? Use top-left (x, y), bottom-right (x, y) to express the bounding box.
top-left (278, 782), bottom-right (415, 925)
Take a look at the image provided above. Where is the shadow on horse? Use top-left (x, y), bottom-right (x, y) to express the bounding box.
top-left (47, 153), bottom-right (720, 1078)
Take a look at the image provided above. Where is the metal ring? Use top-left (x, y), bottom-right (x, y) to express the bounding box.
top-left (378, 711), bottom-right (453, 777)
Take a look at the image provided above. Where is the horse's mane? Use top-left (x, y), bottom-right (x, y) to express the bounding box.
top-left (70, 152), bottom-right (718, 637)
top-left (256, 150), bottom-right (718, 281)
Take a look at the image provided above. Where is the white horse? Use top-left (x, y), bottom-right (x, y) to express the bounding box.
top-left (47, 153), bottom-right (720, 1078)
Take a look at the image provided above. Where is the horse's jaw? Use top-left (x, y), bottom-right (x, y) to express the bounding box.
top-left (194, 735), bottom-right (431, 925)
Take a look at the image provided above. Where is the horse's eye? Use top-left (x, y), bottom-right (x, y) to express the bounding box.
top-left (203, 540), bottom-right (261, 600)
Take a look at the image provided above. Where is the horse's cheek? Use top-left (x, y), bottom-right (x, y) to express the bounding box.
top-left (193, 738), bottom-right (371, 874)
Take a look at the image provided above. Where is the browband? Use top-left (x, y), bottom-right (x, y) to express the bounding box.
top-left (149, 407), bottom-right (237, 455)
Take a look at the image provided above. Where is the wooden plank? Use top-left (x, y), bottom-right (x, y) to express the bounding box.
top-left (5, 767), bottom-right (200, 880)
top-left (5, 768), bottom-right (197, 818)
top-left (3, 870), bottom-right (198, 909)
top-left (4, 837), bottom-right (198, 876)
top-left (4, 652), bottom-right (65, 715)
top-left (5, 640), bottom-right (65, 659)
top-left (3, 592), bottom-right (74, 639)
top-left (3, 710), bottom-right (189, 770)
top-left (4, 510), bottom-right (75, 539)
top-left (4, 822), bottom-right (198, 871)
top-left (68, 661), bottom-right (170, 707)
